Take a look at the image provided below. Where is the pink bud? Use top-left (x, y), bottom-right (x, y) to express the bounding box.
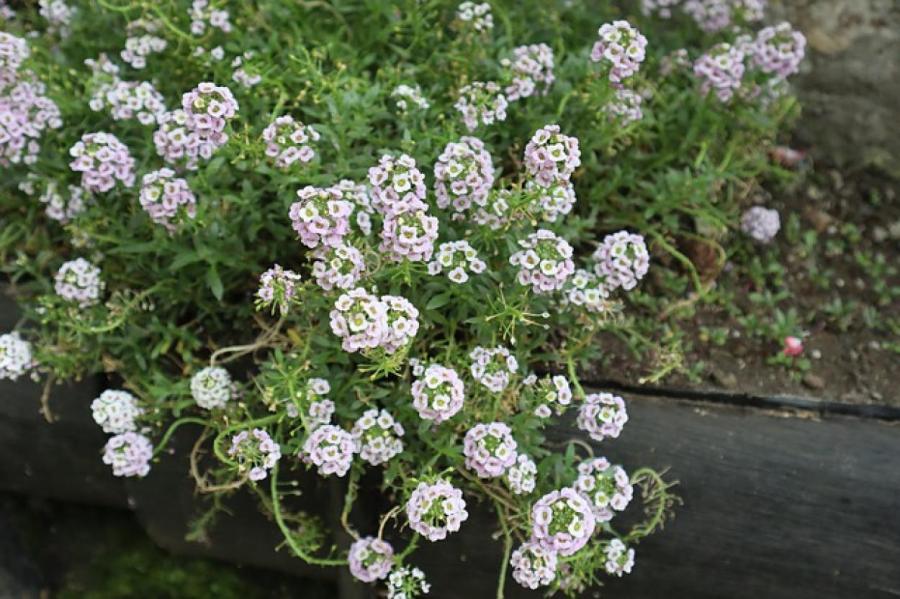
top-left (783, 336), bottom-right (803, 357)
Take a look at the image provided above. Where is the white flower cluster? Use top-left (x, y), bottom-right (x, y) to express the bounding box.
top-left (427, 240), bottom-right (486, 284)
top-left (604, 539), bottom-right (635, 576)
top-left (0, 332), bottom-right (32, 381)
top-left (352, 408), bottom-right (405, 466)
top-left (391, 84), bottom-right (429, 113)
top-left (121, 19), bottom-right (167, 69)
top-left (456, 2), bottom-right (493, 32)
top-left (387, 566), bottom-right (431, 599)
top-left (562, 269), bottom-right (613, 314)
top-left (39, 182), bottom-right (88, 224)
top-left (190, 366), bottom-right (232, 409)
top-left (54, 258), bottom-right (104, 307)
top-left (505, 453), bottom-right (537, 495)
top-left (91, 389), bottom-right (144, 434)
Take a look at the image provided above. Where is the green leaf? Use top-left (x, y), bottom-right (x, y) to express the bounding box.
top-left (425, 293), bottom-right (451, 311)
top-left (206, 267), bottom-right (224, 301)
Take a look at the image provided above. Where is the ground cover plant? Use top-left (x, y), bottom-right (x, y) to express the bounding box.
top-left (0, 0), bottom-right (806, 596)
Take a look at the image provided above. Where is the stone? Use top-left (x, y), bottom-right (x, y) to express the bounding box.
top-left (802, 373), bottom-right (826, 390)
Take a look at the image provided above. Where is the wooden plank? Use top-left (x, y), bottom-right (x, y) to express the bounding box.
top-left (411, 396), bottom-right (900, 599)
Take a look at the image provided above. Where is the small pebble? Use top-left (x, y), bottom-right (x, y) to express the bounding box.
top-left (811, 349), bottom-right (822, 359)
top-left (873, 226), bottom-right (888, 243)
top-left (802, 373), bottom-right (825, 390)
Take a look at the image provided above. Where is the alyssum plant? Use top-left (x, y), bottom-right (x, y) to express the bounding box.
top-left (0, 0), bottom-right (805, 596)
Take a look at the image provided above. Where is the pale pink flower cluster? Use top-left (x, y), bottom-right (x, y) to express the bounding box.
top-left (189, 0), bottom-right (232, 35)
top-left (683, 0), bottom-right (765, 32)
top-left (693, 42), bottom-right (746, 102)
top-left (456, 2), bottom-right (493, 32)
top-left (55, 258), bottom-right (103, 307)
top-left (472, 188), bottom-right (512, 230)
top-left (524, 179), bottom-right (575, 223)
top-left (427, 240), bottom-right (486, 284)
top-left (502, 43), bottom-right (555, 101)
top-left (577, 392), bottom-right (628, 442)
top-left (328, 290), bottom-right (421, 355)
top-left (604, 87), bottom-right (643, 125)
top-left (39, 182), bottom-right (87, 223)
top-left (505, 453), bottom-right (537, 495)
top-left (153, 109), bottom-right (218, 170)
top-left (434, 136), bottom-right (494, 217)
top-left (510, 541), bottom-right (558, 589)
top-left (231, 52), bottom-right (261, 88)
top-left (256, 264), bottom-right (302, 314)
top-left (748, 22), bottom-right (806, 80)
top-left (1, 69), bottom-right (62, 166)
top-left (463, 422), bottom-right (518, 478)
top-left (91, 389), bottom-right (143, 434)
top-left (333, 179), bottom-right (374, 236)
top-left (103, 432), bottom-right (153, 478)
top-left (454, 81), bottom-right (508, 132)
top-left (660, 48), bottom-right (691, 77)
top-left (290, 186), bottom-right (353, 248)
top-left (380, 295), bottom-right (421, 354)
top-left (262, 115), bottom-right (320, 169)
top-left (411, 363), bottom-right (465, 423)
top-left (379, 206), bottom-right (438, 263)
top-left (590, 21), bottom-right (648, 83)
top-left (604, 539), bottom-right (635, 576)
top-left (0, 332), bottom-right (33, 381)
top-left (531, 487), bottom-right (596, 556)
top-left (286, 377), bottom-right (332, 424)
top-left (592, 230), bottom-right (650, 291)
top-left (368, 154), bottom-right (427, 215)
top-left (348, 537), bottom-right (394, 583)
top-left (228, 428), bottom-right (281, 481)
top-left (311, 243), bottom-right (366, 291)
top-left (139, 168), bottom-right (197, 230)
top-left (38, 0), bottom-right (74, 38)
top-left (190, 366), bottom-right (232, 409)
top-left (469, 345), bottom-right (518, 393)
top-left (575, 458), bottom-right (633, 522)
top-left (405, 479), bottom-right (469, 541)
top-left (562, 269), bottom-right (612, 314)
top-left (68, 132), bottom-right (135, 192)
top-left (88, 78), bottom-right (167, 126)
top-left (329, 288), bottom-right (389, 353)
top-left (640, 0), bottom-right (680, 18)
top-left (181, 81), bottom-right (239, 147)
top-left (740, 205), bottom-right (780, 243)
top-left (510, 229), bottom-right (575, 293)
top-left (530, 375), bottom-right (573, 418)
top-left (523, 124), bottom-right (580, 187)
top-left (121, 19), bottom-right (167, 69)
top-left (0, 32), bottom-right (29, 72)
top-left (352, 408), bottom-right (405, 466)
top-left (303, 424), bottom-right (356, 477)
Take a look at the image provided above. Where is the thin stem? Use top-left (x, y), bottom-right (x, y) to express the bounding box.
top-left (269, 464), bottom-right (348, 567)
top-left (494, 501), bottom-right (513, 599)
top-left (377, 505), bottom-right (402, 540)
top-left (152, 416), bottom-right (208, 459)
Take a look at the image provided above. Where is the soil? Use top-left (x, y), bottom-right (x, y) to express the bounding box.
top-left (601, 163), bottom-right (899, 406)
